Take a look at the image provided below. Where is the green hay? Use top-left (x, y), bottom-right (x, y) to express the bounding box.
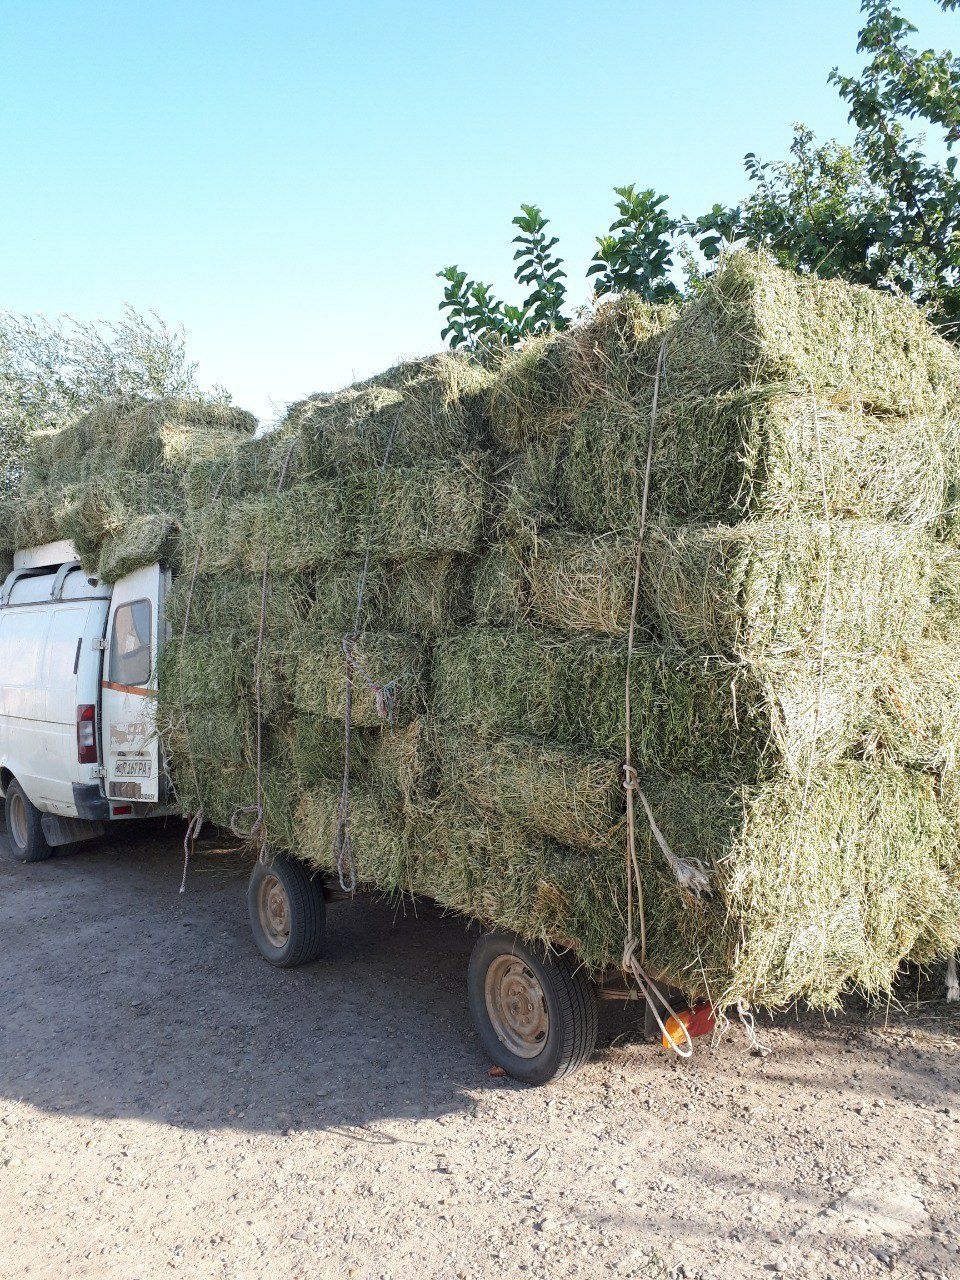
top-left (184, 426), bottom-right (300, 507)
top-left (307, 554), bottom-right (471, 636)
top-left (560, 389), bottom-right (953, 533)
top-left (290, 354), bottom-right (492, 472)
top-left (366, 718), bottom-right (436, 816)
top-left (11, 254), bottom-right (958, 1013)
top-left (442, 731), bottom-right (622, 852)
top-left (191, 455), bottom-right (487, 574)
top-left (640, 520), bottom-right (930, 658)
top-left (97, 513), bottom-right (179, 583)
top-left (297, 782), bottom-right (409, 889)
top-left (486, 296), bottom-right (675, 451)
top-left (501, 522), bottom-right (931, 661)
top-left (289, 714), bottom-right (355, 787)
top-left (290, 715), bottom-right (432, 815)
top-left (470, 546), bottom-right (529, 625)
top-left (24, 397), bottom-right (256, 493)
top-left (869, 639), bottom-right (960, 775)
top-left (665, 252), bottom-right (960, 415)
top-left (432, 625), bottom-right (870, 779)
top-left (294, 764), bottom-right (960, 1008)
top-left (293, 629), bottom-right (428, 727)
top-left (629, 764), bottom-right (960, 1007)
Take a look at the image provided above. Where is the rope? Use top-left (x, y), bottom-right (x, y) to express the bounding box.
top-left (332, 411), bottom-right (404, 893)
top-left (796, 386), bottom-right (832, 825)
top-left (176, 465), bottom-right (232, 894)
top-left (230, 441), bottom-right (298, 859)
top-left (621, 337), bottom-right (710, 1058)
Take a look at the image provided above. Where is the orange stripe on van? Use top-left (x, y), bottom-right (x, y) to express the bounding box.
top-left (101, 680), bottom-right (156, 697)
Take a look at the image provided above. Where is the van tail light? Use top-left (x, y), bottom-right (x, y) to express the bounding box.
top-left (76, 704), bottom-right (98, 764)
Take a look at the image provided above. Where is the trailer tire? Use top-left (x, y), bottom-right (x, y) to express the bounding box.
top-left (4, 780), bottom-right (53, 864)
top-left (247, 855), bottom-right (326, 968)
top-left (468, 931), bottom-right (597, 1085)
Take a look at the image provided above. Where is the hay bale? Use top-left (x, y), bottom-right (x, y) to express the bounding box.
top-left (665, 252), bottom-right (960, 414)
top-left (293, 630), bottom-right (428, 727)
top-left (560, 389), bottom-right (953, 532)
top-left (97, 513), bottom-right (179, 583)
top-left (519, 523), bottom-right (931, 656)
top-left (869, 640), bottom-right (960, 775)
top-left (641, 520), bottom-right (930, 657)
top-left (470, 546), bottom-right (528, 625)
top-left (289, 715), bottom-right (354, 788)
top-left (307, 555), bottom-right (471, 636)
top-left (432, 625), bottom-right (868, 778)
top-left (627, 764), bottom-right (960, 1007)
top-left (366, 718), bottom-right (435, 816)
top-left (291, 354), bottom-right (492, 471)
top-left (25, 397), bottom-right (256, 493)
top-left (192, 456), bottom-right (487, 574)
top-left (297, 783), bottom-right (409, 890)
top-left (486, 296), bottom-right (675, 451)
top-left (443, 731), bottom-right (623, 852)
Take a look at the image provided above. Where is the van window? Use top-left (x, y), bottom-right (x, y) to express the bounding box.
top-left (110, 600), bottom-right (152, 687)
top-left (0, 611), bottom-right (42, 687)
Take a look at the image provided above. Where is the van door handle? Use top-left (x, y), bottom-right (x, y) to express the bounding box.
top-left (73, 637), bottom-right (82, 674)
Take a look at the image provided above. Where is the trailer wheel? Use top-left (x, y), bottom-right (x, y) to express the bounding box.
top-left (247, 855), bottom-right (326, 968)
top-left (468, 932), bottom-right (597, 1085)
top-left (4, 780), bottom-right (53, 864)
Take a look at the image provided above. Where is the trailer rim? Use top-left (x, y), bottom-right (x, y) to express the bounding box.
top-left (484, 954), bottom-right (550, 1058)
top-left (256, 872), bottom-right (292, 950)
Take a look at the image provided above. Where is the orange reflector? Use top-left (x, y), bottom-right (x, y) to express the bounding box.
top-left (661, 1001), bottom-right (715, 1051)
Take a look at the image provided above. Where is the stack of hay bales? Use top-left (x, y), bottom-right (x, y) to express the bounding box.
top-left (0, 397), bottom-right (256, 582)
top-left (7, 254), bottom-right (960, 1011)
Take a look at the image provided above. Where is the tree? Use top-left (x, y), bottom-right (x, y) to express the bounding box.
top-left (698, 0), bottom-right (960, 327)
top-left (437, 0), bottom-right (960, 345)
top-left (588, 186), bottom-right (680, 301)
top-left (438, 204), bottom-right (570, 354)
top-left (0, 305), bottom-right (226, 493)
top-left (438, 189), bottom-right (676, 351)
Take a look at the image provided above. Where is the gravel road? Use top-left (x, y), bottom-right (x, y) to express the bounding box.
top-left (1, 820), bottom-right (958, 1280)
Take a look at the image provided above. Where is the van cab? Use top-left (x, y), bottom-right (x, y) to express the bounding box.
top-left (0, 540), bottom-right (170, 862)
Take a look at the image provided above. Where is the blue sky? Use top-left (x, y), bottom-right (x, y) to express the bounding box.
top-left (2, 1), bottom-right (957, 422)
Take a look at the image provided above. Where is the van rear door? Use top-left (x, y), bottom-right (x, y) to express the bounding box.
top-left (101, 564), bottom-right (163, 804)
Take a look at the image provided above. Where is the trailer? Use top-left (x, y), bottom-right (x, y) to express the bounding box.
top-left (0, 539), bottom-right (711, 1083)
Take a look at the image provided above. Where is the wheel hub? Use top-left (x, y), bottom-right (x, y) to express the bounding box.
top-left (8, 793), bottom-right (27, 850)
top-left (257, 873), bottom-right (291, 949)
top-left (484, 955), bottom-right (549, 1059)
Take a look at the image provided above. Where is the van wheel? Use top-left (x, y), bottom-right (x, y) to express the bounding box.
top-left (5, 780), bottom-right (53, 864)
top-left (247, 854), bottom-right (326, 967)
top-left (468, 932), bottom-right (598, 1085)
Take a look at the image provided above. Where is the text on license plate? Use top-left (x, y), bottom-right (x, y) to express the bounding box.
top-left (115, 758), bottom-right (151, 777)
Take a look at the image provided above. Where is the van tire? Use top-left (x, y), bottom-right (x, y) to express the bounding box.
top-left (468, 931), bottom-right (598, 1085)
top-left (5, 780), bottom-right (54, 864)
top-left (247, 855), bottom-right (326, 967)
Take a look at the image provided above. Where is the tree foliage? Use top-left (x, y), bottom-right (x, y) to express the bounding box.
top-left (588, 186), bottom-right (680, 301)
top-left (438, 205), bottom-right (569, 353)
top-left (0, 305), bottom-right (225, 493)
top-left (438, 0), bottom-right (960, 345)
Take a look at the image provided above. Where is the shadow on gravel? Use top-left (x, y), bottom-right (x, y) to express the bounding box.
top-left (0, 821), bottom-right (646, 1135)
top-left (1, 818), bottom-right (957, 1138)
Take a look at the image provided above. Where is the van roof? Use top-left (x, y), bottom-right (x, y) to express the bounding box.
top-left (1, 565), bottom-right (112, 608)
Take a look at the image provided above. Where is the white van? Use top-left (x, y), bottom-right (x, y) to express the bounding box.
top-left (0, 539), bottom-right (171, 861)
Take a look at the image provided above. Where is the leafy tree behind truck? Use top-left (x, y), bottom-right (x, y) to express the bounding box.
top-left (439, 0), bottom-right (960, 348)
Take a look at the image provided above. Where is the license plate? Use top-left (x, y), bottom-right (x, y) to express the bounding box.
top-left (115, 758), bottom-right (151, 778)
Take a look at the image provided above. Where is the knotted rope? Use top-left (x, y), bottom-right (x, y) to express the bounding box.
top-left (230, 441), bottom-right (299, 858)
top-left (177, 465), bottom-right (232, 894)
top-left (332, 411), bottom-right (404, 893)
top-left (621, 337), bottom-right (710, 1057)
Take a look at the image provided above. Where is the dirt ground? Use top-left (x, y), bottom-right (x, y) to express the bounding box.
top-left (0, 819), bottom-right (958, 1280)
